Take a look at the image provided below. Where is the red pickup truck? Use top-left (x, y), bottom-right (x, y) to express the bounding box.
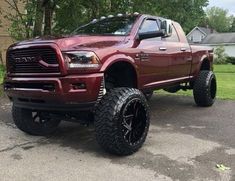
top-left (4, 13), bottom-right (216, 155)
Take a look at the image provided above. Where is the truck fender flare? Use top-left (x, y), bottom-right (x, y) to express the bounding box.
top-left (195, 54), bottom-right (211, 75)
top-left (100, 54), bottom-right (139, 76)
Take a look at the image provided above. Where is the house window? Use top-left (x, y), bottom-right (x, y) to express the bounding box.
top-left (191, 36), bottom-right (193, 42)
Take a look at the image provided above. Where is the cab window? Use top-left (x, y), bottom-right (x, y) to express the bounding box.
top-left (165, 24), bottom-right (180, 42)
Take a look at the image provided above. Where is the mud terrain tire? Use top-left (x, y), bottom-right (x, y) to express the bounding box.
top-left (94, 88), bottom-right (150, 155)
top-left (193, 70), bottom-right (217, 107)
top-left (12, 105), bottom-right (61, 136)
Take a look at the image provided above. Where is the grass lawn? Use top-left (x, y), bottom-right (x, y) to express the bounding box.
top-left (158, 64), bottom-right (235, 100)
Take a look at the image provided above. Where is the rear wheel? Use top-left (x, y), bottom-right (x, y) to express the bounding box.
top-left (94, 88), bottom-right (150, 155)
top-left (12, 105), bottom-right (61, 136)
top-left (193, 70), bottom-right (217, 107)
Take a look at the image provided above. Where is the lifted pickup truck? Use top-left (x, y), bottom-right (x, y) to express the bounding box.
top-left (4, 13), bottom-right (216, 155)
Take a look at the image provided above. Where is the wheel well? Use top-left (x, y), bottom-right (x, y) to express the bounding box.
top-left (200, 59), bottom-right (210, 71)
top-left (105, 61), bottom-right (137, 90)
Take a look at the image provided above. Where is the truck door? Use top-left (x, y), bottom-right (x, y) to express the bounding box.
top-left (136, 18), bottom-right (171, 88)
top-left (163, 23), bottom-right (192, 79)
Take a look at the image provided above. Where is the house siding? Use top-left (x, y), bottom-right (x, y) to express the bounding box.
top-left (0, 1), bottom-right (24, 64)
top-left (0, 35), bottom-right (14, 64)
top-left (224, 45), bottom-right (235, 57)
top-left (202, 44), bottom-right (235, 57)
top-left (187, 29), bottom-right (206, 43)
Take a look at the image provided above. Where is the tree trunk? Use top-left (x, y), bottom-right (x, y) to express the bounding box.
top-left (33, 0), bottom-right (44, 37)
top-left (44, 4), bottom-right (52, 35)
top-left (44, 0), bottom-right (55, 35)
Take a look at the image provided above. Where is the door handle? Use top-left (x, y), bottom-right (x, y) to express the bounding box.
top-left (180, 47), bottom-right (187, 52)
top-left (159, 47), bottom-right (167, 51)
top-left (186, 57), bottom-right (192, 62)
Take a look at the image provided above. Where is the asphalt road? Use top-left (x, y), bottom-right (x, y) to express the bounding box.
top-left (0, 94), bottom-right (234, 181)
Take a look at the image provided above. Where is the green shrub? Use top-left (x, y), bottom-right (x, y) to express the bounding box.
top-left (0, 64), bottom-right (6, 84)
top-left (214, 46), bottom-right (228, 64)
top-left (226, 57), bottom-right (235, 65)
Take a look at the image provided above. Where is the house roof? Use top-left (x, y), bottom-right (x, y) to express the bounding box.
top-left (187, 26), bottom-right (216, 37)
top-left (201, 32), bottom-right (235, 45)
top-left (198, 27), bottom-right (216, 35)
top-left (187, 27), bottom-right (206, 37)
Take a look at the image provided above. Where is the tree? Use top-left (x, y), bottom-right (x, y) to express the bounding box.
top-left (0, 9), bottom-right (2, 28)
top-left (33, 0), bottom-right (60, 36)
top-left (206, 6), bottom-right (233, 32)
top-left (1, 0), bottom-right (210, 38)
top-left (230, 17), bottom-right (235, 32)
top-left (0, 0), bottom-right (35, 40)
top-left (54, 0), bottom-right (209, 34)
top-left (43, 0), bottom-right (57, 35)
top-left (153, 0), bottom-right (208, 33)
top-left (33, 0), bottom-right (44, 37)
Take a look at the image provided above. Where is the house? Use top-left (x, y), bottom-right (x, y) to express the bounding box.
top-left (201, 33), bottom-right (235, 57)
top-left (187, 26), bottom-right (216, 43)
top-left (187, 26), bottom-right (235, 58)
top-left (0, 1), bottom-right (24, 64)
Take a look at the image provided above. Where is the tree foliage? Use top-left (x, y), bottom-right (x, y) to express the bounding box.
top-left (206, 6), bottom-right (234, 32)
top-left (1, 0), bottom-right (210, 39)
top-left (0, 0), bottom-right (36, 40)
top-left (155, 0), bottom-right (208, 33)
top-left (230, 17), bottom-right (235, 32)
top-left (54, 0), bottom-right (209, 34)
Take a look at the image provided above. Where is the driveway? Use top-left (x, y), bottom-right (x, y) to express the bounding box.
top-left (0, 95), bottom-right (234, 181)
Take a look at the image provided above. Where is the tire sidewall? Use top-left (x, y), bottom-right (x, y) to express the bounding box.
top-left (207, 72), bottom-right (217, 102)
top-left (193, 70), bottom-right (217, 107)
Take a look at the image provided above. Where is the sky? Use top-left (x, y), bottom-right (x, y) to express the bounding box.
top-left (209, 0), bottom-right (235, 16)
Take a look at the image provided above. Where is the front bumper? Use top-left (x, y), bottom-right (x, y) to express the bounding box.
top-left (4, 73), bottom-right (104, 111)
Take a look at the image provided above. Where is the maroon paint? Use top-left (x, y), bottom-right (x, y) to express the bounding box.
top-left (4, 14), bottom-right (213, 109)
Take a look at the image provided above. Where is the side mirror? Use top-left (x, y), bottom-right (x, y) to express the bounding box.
top-left (161, 19), bottom-right (172, 37)
top-left (138, 31), bottom-right (165, 41)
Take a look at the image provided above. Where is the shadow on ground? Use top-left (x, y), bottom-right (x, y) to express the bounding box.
top-left (1, 94), bottom-right (235, 180)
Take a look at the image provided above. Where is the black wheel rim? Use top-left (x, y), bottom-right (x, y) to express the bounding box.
top-left (210, 77), bottom-right (217, 99)
top-left (32, 112), bottom-right (50, 125)
top-left (122, 98), bottom-right (147, 146)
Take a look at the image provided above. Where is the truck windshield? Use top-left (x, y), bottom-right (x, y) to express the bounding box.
top-left (74, 16), bottom-right (137, 36)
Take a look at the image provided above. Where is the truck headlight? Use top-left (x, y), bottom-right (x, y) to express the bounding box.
top-left (63, 51), bottom-right (100, 68)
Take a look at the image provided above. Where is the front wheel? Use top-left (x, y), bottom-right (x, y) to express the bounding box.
top-left (94, 88), bottom-right (150, 155)
top-left (193, 70), bottom-right (217, 107)
top-left (12, 105), bottom-right (61, 136)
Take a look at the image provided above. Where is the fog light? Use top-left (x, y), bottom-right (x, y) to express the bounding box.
top-left (72, 83), bottom-right (86, 90)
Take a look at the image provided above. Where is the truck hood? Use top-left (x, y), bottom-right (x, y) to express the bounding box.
top-left (14, 35), bottom-right (127, 51)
